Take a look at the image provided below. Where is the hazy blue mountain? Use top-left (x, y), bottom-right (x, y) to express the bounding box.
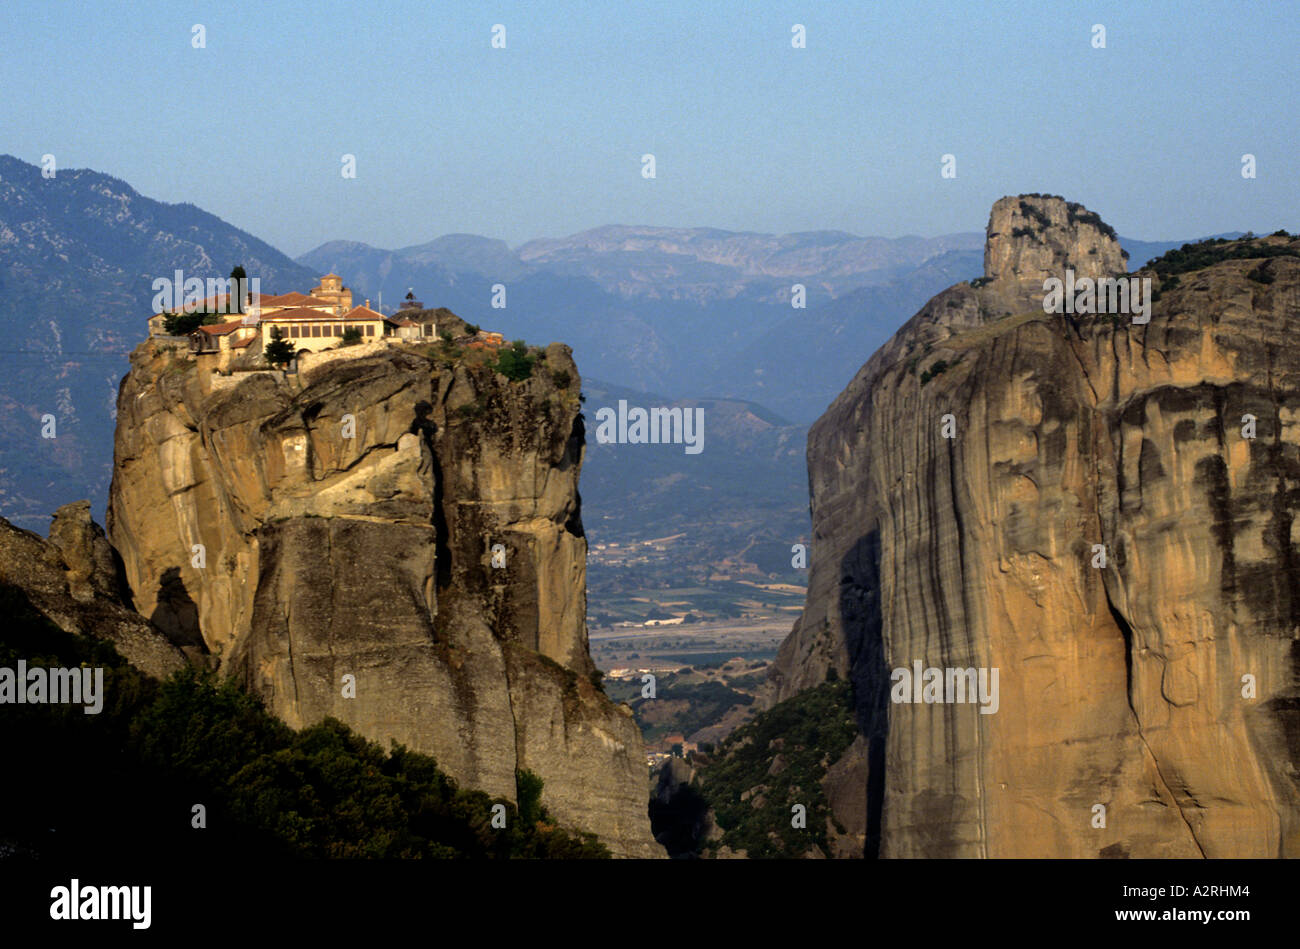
top-left (514, 225), bottom-right (986, 304)
top-left (728, 248), bottom-right (986, 420)
top-left (303, 225), bottom-right (987, 311)
top-left (0, 154), bottom-right (318, 530)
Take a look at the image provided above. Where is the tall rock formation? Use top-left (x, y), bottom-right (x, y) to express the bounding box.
top-left (770, 195), bottom-right (1300, 858)
top-left (108, 341), bottom-right (660, 857)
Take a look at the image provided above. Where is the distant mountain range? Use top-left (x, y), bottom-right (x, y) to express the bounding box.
top-left (0, 153), bottom-right (1240, 550)
top-left (296, 229), bottom-right (991, 418)
top-left (299, 227), bottom-right (1241, 423)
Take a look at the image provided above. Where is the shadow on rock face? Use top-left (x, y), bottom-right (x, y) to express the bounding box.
top-left (839, 530), bottom-right (888, 859)
top-left (150, 566), bottom-right (207, 659)
top-left (410, 400), bottom-right (451, 590)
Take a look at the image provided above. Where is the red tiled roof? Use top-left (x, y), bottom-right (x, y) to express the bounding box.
top-left (230, 336), bottom-right (256, 349)
top-left (195, 320), bottom-right (247, 336)
top-left (261, 292), bottom-right (333, 308)
top-left (341, 305), bottom-right (386, 321)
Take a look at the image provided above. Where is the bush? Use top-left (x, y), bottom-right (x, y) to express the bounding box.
top-left (551, 369), bottom-right (571, 389)
top-left (919, 359), bottom-right (949, 385)
top-left (1018, 200), bottom-right (1051, 228)
top-left (1246, 263), bottom-right (1275, 284)
top-left (494, 341), bottom-right (536, 382)
top-left (1067, 204), bottom-right (1118, 241)
top-left (515, 769), bottom-right (545, 827)
top-left (341, 327), bottom-right (363, 346)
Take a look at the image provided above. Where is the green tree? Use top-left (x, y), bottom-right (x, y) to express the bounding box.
top-left (494, 341), bottom-right (536, 381)
top-left (341, 327), bottom-right (363, 346)
top-left (162, 310), bottom-right (224, 336)
top-left (515, 769), bottom-right (545, 826)
top-left (162, 311), bottom-right (200, 336)
top-left (230, 265), bottom-right (248, 313)
top-left (264, 328), bottom-right (296, 368)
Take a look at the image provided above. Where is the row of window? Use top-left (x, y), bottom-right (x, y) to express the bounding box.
top-left (275, 323), bottom-right (378, 339)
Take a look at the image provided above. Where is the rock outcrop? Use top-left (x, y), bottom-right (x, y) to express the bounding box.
top-left (108, 341), bottom-right (660, 857)
top-left (0, 501), bottom-right (187, 678)
top-left (770, 196), bottom-right (1300, 858)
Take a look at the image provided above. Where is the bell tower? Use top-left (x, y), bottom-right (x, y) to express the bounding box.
top-left (310, 273), bottom-right (353, 314)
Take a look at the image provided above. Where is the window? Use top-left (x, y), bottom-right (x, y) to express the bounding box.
top-left (311, 325), bottom-right (320, 337)
top-left (290, 325), bottom-right (300, 338)
top-left (366, 325), bottom-right (374, 336)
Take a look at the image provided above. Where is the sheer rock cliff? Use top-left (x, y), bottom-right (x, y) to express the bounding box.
top-left (770, 195), bottom-right (1300, 858)
top-left (107, 341), bottom-right (660, 857)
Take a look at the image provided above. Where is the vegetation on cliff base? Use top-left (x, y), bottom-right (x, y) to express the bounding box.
top-left (694, 679), bottom-right (858, 858)
top-left (615, 671), bottom-right (754, 744)
top-left (0, 584), bottom-right (608, 860)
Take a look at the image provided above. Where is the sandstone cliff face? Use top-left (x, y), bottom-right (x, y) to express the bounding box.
top-left (771, 196), bottom-right (1300, 858)
top-left (108, 342), bottom-right (659, 857)
top-left (0, 501), bottom-right (187, 679)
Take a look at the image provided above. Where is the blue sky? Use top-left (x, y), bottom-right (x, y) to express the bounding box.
top-left (2, 0), bottom-right (1296, 256)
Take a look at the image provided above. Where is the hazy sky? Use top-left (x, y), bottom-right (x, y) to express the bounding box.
top-left (3, 0), bottom-right (1296, 257)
